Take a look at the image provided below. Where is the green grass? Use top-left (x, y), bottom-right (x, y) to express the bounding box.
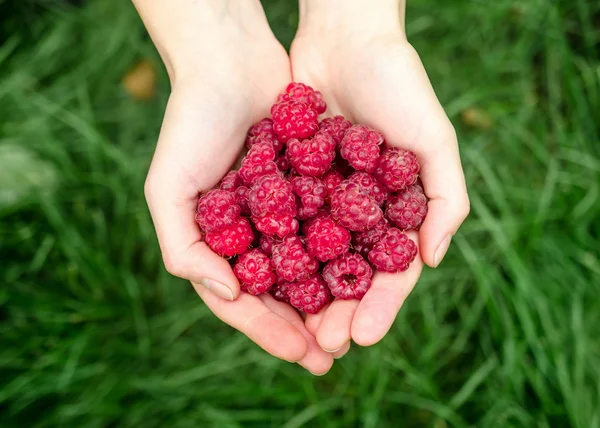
top-left (1, 0), bottom-right (599, 426)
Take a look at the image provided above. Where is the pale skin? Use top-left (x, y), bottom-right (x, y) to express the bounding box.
top-left (135, 0), bottom-right (469, 375)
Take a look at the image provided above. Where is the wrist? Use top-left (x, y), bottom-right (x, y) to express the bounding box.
top-left (297, 0), bottom-right (405, 39)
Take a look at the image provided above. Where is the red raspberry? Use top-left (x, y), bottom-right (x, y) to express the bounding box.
top-left (271, 280), bottom-right (292, 303)
top-left (322, 253), bottom-right (373, 300)
top-left (374, 147), bottom-right (420, 191)
top-left (305, 214), bottom-right (351, 262)
top-left (245, 118), bottom-right (283, 152)
top-left (291, 176), bottom-right (327, 220)
top-left (339, 124), bottom-right (384, 173)
top-left (386, 184), bottom-right (428, 230)
top-left (286, 132), bottom-right (336, 177)
top-left (253, 213), bottom-right (299, 238)
top-left (259, 234), bottom-right (282, 256)
top-left (204, 217), bottom-right (253, 257)
top-left (238, 141), bottom-right (278, 185)
top-left (319, 115), bottom-right (352, 146)
top-left (277, 82), bottom-right (327, 114)
top-left (322, 170), bottom-right (344, 203)
top-left (220, 170), bottom-right (242, 192)
top-left (248, 174), bottom-right (296, 218)
top-left (272, 235), bottom-right (319, 282)
top-left (271, 100), bottom-right (319, 142)
top-left (275, 153), bottom-right (290, 172)
top-left (287, 274), bottom-right (331, 314)
top-left (234, 186), bottom-right (251, 216)
top-left (196, 189), bottom-right (241, 233)
top-left (347, 171), bottom-right (389, 206)
top-left (233, 249), bottom-right (276, 295)
top-left (368, 228), bottom-right (417, 272)
top-left (330, 180), bottom-right (383, 232)
top-left (352, 217), bottom-right (390, 259)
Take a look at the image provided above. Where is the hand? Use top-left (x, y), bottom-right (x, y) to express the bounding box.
top-left (291, 0), bottom-right (470, 351)
top-left (136, 0), bottom-right (333, 374)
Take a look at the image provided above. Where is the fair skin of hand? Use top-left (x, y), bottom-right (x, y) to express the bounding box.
top-left (134, 0), bottom-right (468, 374)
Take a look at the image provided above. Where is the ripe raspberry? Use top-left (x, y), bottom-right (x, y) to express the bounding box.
top-left (275, 153), bottom-right (290, 172)
top-left (386, 184), bottom-right (428, 230)
top-left (305, 214), bottom-right (351, 262)
top-left (368, 228), bottom-right (417, 272)
top-left (330, 180), bottom-right (383, 232)
top-left (374, 147), bottom-right (420, 191)
top-left (272, 235), bottom-right (319, 282)
top-left (286, 132), bottom-right (336, 177)
top-left (322, 253), bottom-right (373, 300)
top-left (352, 218), bottom-right (390, 259)
top-left (196, 189), bottom-right (241, 233)
top-left (319, 115), bottom-right (352, 146)
top-left (271, 280), bottom-right (292, 303)
top-left (233, 249), bottom-right (276, 295)
top-left (271, 99), bottom-right (319, 142)
top-left (246, 118), bottom-right (283, 152)
top-left (339, 124), bottom-right (384, 173)
top-left (288, 274), bottom-right (331, 314)
top-left (259, 234), bottom-right (281, 256)
top-left (277, 82), bottom-right (327, 114)
top-left (347, 171), bottom-right (389, 206)
top-left (248, 174), bottom-right (296, 218)
top-left (322, 170), bottom-right (344, 203)
top-left (253, 213), bottom-right (299, 238)
top-left (234, 186), bottom-right (251, 216)
top-left (204, 217), bottom-right (253, 257)
top-left (238, 141), bottom-right (278, 185)
top-left (220, 170), bottom-right (242, 192)
top-left (291, 176), bottom-right (327, 220)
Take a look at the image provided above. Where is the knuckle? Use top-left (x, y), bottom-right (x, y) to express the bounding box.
top-left (162, 254), bottom-right (187, 278)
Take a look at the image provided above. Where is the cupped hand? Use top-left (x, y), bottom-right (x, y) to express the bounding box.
top-left (142, 8), bottom-right (333, 374)
top-left (290, 8), bottom-right (470, 352)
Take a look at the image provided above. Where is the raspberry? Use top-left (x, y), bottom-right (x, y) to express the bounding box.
top-left (196, 189), bottom-right (241, 233)
top-left (248, 174), bottom-right (296, 218)
top-left (233, 249), bottom-right (276, 295)
top-left (386, 184), bottom-right (428, 230)
top-left (272, 235), bottom-right (319, 282)
top-left (271, 99), bottom-right (319, 142)
top-left (287, 274), bottom-right (331, 314)
top-left (347, 171), bottom-right (389, 206)
top-left (290, 176), bottom-right (327, 220)
top-left (253, 213), bottom-right (299, 238)
top-left (330, 180), bottom-right (383, 232)
top-left (220, 170), bottom-right (242, 192)
top-left (234, 186), bottom-right (251, 216)
top-left (277, 82), bottom-right (327, 114)
top-left (305, 214), bottom-right (351, 262)
top-left (259, 234), bottom-right (281, 256)
top-left (339, 124), bottom-right (384, 173)
top-left (238, 141), bottom-right (278, 185)
top-left (368, 228), bottom-right (417, 272)
top-left (246, 118), bottom-right (283, 152)
top-left (275, 153), bottom-right (290, 172)
top-left (322, 253), bottom-right (373, 300)
top-left (322, 170), bottom-right (344, 203)
top-left (286, 132), bottom-right (336, 177)
top-left (352, 218), bottom-right (390, 259)
top-left (374, 147), bottom-right (420, 191)
top-left (271, 280), bottom-right (292, 303)
top-left (204, 217), bottom-right (253, 257)
top-left (319, 115), bottom-right (352, 146)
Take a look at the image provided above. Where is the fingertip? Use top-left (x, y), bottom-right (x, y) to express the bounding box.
top-left (316, 300), bottom-right (358, 352)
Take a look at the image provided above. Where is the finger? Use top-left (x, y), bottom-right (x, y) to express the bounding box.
top-left (351, 232), bottom-right (423, 346)
top-left (260, 295), bottom-right (334, 375)
top-left (194, 284), bottom-right (308, 362)
top-left (304, 303), bottom-right (329, 336)
top-left (332, 341), bottom-right (351, 359)
top-left (316, 299), bottom-right (359, 352)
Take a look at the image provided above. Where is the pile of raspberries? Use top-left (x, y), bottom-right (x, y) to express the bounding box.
top-left (195, 83), bottom-right (427, 314)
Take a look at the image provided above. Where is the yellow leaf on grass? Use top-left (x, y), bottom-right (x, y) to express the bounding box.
top-left (460, 108), bottom-right (493, 130)
top-left (122, 59), bottom-right (156, 101)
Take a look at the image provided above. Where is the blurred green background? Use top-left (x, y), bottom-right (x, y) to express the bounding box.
top-left (1, 0), bottom-right (599, 426)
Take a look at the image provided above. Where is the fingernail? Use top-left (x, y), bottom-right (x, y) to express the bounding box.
top-left (322, 345), bottom-right (343, 353)
top-left (199, 278), bottom-right (234, 301)
top-left (308, 370), bottom-right (326, 376)
top-left (434, 235), bottom-right (452, 267)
